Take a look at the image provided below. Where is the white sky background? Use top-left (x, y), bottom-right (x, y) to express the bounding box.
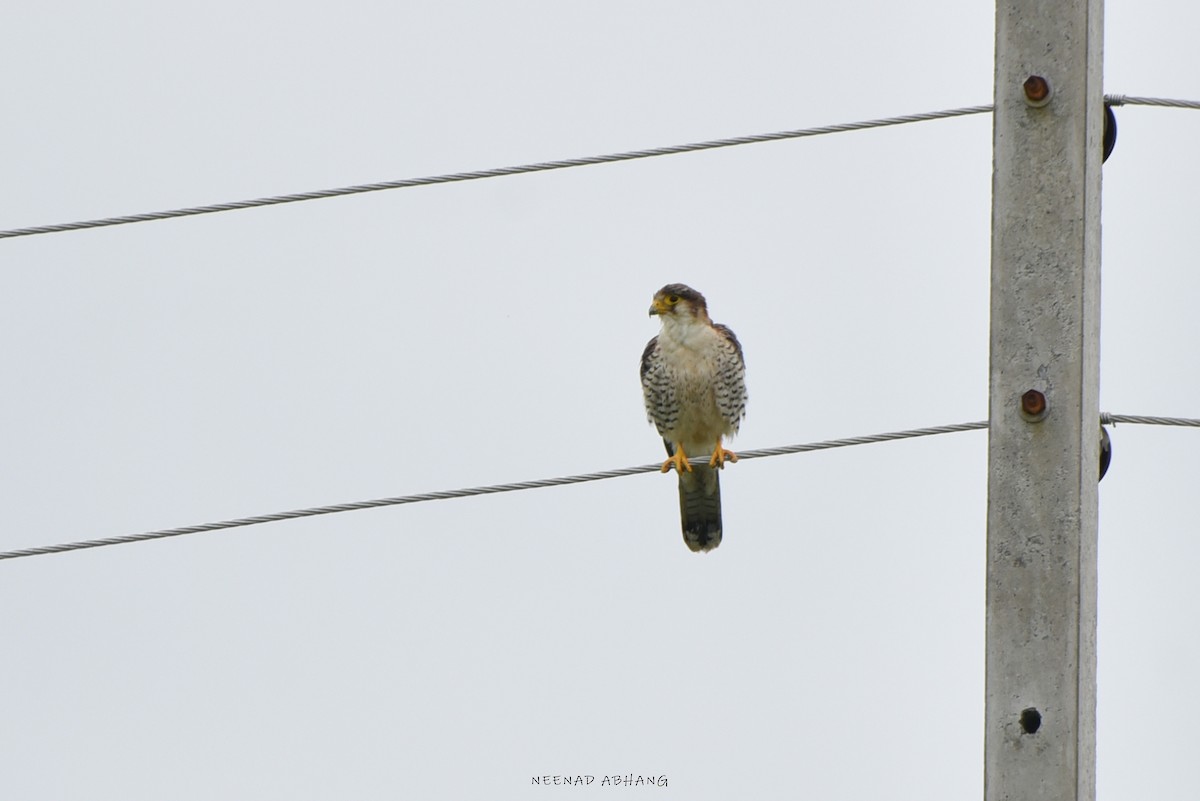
top-left (1, 1), bottom-right (1197, 798)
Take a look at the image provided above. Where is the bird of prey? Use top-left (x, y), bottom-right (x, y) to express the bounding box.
top-left (640, 284), bottom-right (747, 552)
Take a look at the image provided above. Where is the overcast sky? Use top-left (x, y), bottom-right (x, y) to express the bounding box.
top-left (2, 2), bottom-right (1198, 799)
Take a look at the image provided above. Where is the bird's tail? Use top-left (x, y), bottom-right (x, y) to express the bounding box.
top-left (678, 465), bottom-right (722, 552)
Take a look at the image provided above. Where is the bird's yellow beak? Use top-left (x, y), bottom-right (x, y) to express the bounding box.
top-left (649, 298), bottom-right (667, 316)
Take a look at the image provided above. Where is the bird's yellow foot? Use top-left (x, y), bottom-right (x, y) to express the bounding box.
top-left (709, 440), bottom-right (738, 468)
top-left (660, 445), bottom-right (692, 474)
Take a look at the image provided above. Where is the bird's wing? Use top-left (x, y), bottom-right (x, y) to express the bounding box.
top-left (640, 335), bottom-right (676, 437)
top-left (711, 323), bottom-right (747, 434)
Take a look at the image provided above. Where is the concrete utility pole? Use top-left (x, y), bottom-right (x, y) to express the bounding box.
top-left (986, 0), bottom-right (1104, 799)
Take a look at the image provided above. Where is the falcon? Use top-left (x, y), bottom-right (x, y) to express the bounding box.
top-left (640, 284), bottom-right (747, 552)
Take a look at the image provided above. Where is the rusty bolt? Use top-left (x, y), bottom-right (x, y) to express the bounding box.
top-left (1023, 75), bottom-right (1051, 107)
top-left (1021, 389), bottom-right (1048, 422)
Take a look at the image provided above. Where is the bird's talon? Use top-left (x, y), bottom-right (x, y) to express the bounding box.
top-left (709, 445), bottom-right (738, 468)
top-left (660, 447), bottom-right (691, 474)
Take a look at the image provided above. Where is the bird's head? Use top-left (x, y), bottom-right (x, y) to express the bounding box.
top-left (649, 284), bottom-right (710, 322)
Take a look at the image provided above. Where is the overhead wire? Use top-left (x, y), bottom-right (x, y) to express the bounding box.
top-left (1105, 95), bottom-right (1200, 110)
top-left (0, 420), bottom-right (988, 562)
top-left (1102, 413), bottom-right (1200, 427)
top-left (2, 414), bottom-right (1195, 563)
top-left (2, 94), bottom-right (1195, 242)
top-left (0, 104), bottom-right (995, 241)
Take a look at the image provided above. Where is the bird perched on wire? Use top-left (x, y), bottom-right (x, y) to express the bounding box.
top-left (640, 284), bottom-right (747, 552)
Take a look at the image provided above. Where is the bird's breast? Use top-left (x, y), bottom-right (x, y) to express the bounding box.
top-left (653, 328), bottom-right (729, 445)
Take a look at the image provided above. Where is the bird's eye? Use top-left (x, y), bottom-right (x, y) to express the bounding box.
top-left (667, 295), bottom-right (679, 304)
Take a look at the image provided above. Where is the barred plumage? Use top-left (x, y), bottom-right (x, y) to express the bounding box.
top-left (640, 284), bottom-right (746, 552)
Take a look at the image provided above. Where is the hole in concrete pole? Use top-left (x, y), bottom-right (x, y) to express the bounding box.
top-left (1020, 707), bottom-right (1042, 734)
